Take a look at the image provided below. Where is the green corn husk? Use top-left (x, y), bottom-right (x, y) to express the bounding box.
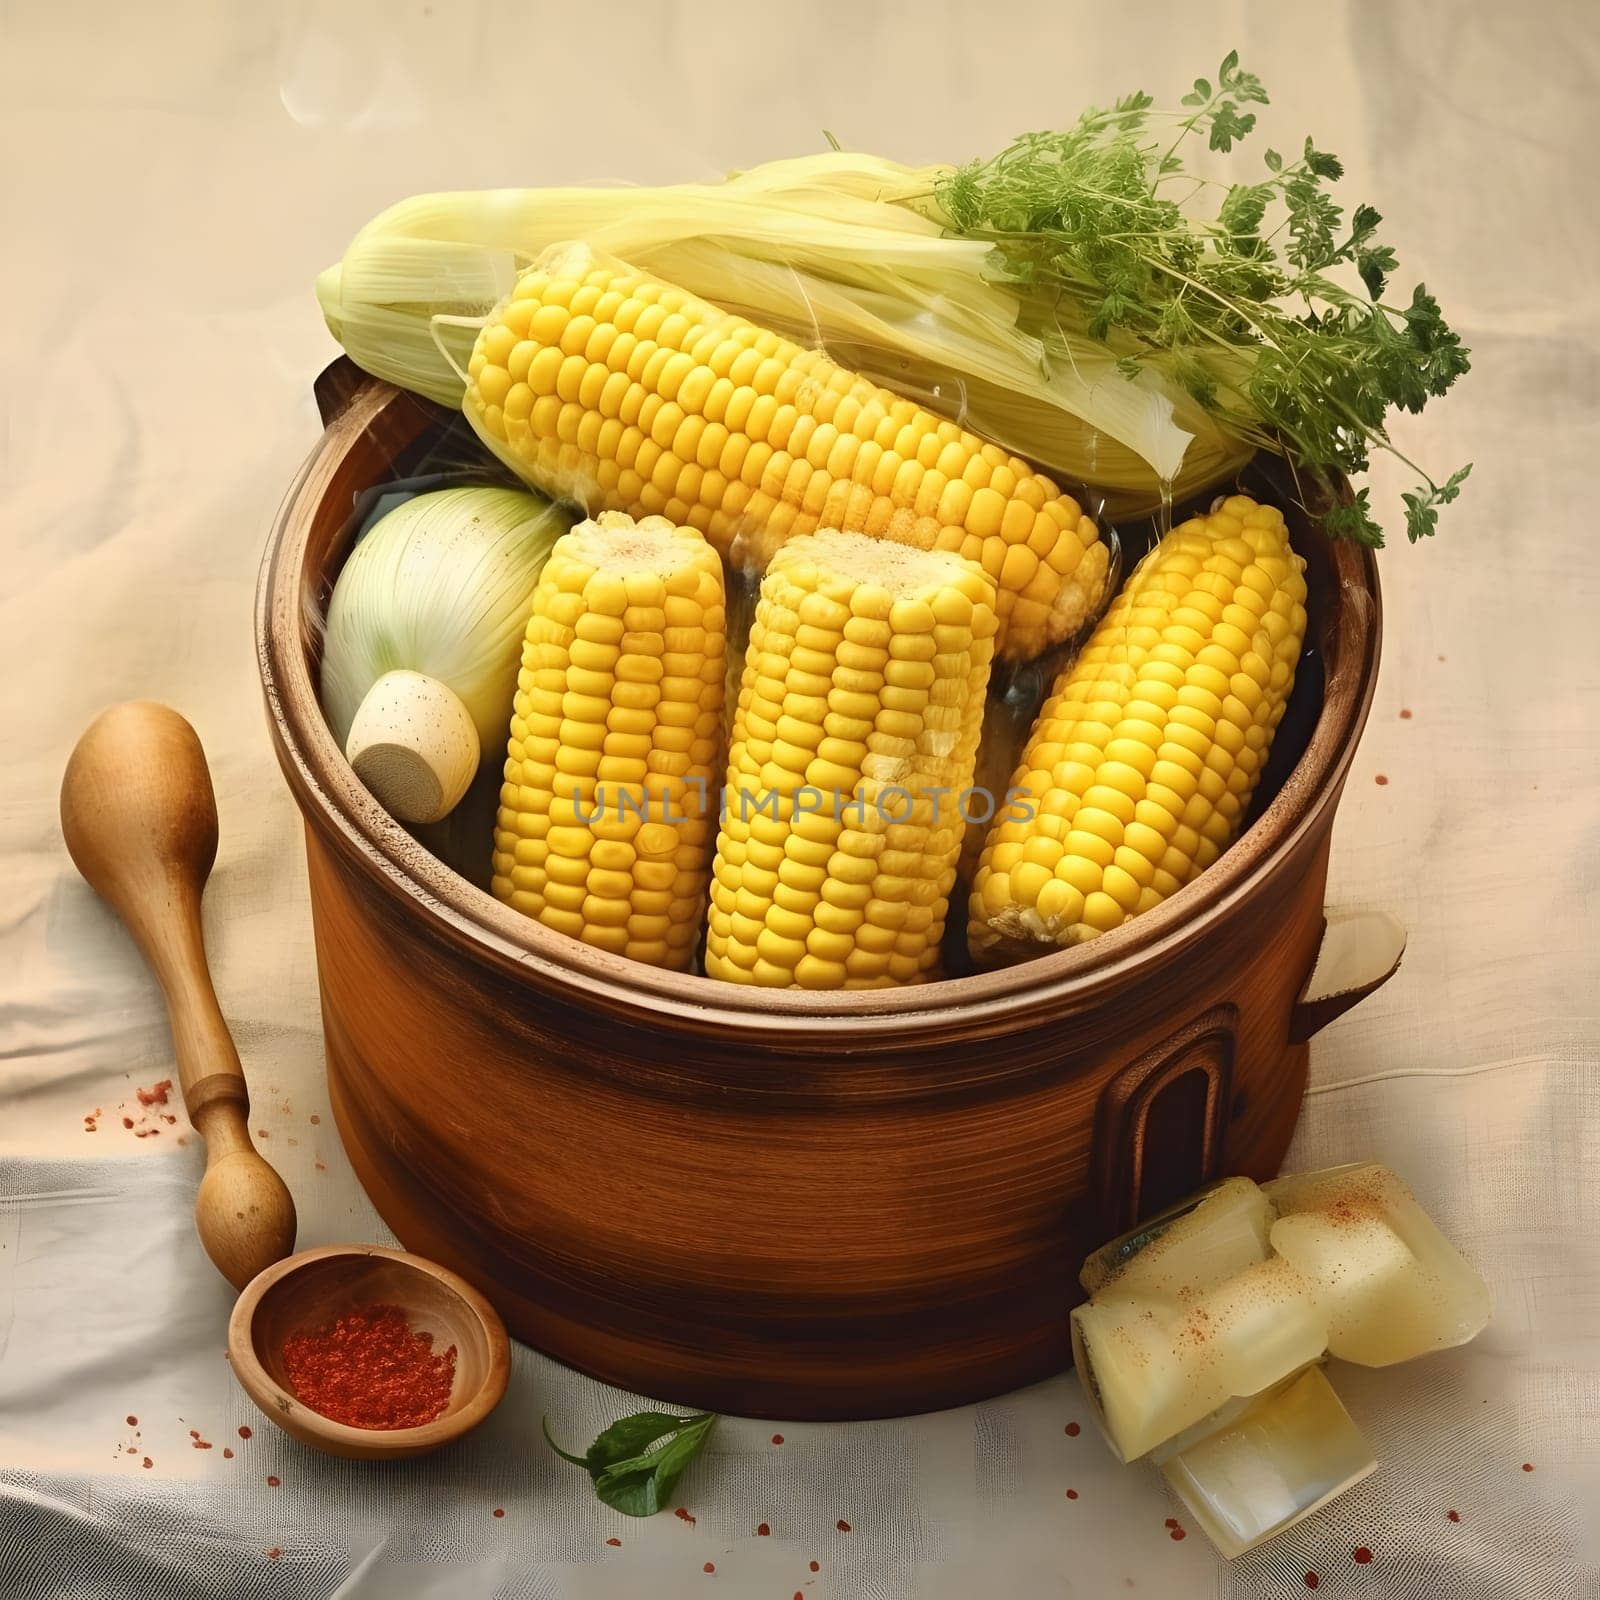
top-left (315, 154), bottom-right (1251, 515)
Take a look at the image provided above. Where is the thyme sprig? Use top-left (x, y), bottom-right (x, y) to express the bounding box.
top-left (936, 51), bottom-right (1471, 545)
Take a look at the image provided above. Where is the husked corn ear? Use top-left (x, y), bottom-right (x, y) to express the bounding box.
top-left (463, 243), bottom-right (1108, 661)
top-left (707, 530), bottom-right (997, 988)
top-left (969, 496), bottom-right (1308, 955)
top-left (492, 512), bottom-right (725, 969)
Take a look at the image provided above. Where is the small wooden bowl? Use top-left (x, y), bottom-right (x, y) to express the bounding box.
top-left (227, 1244), bottom-right (510, 1460)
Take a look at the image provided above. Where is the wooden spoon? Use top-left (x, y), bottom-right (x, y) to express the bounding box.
top-left (60, 701), bottom-right (297, 1288)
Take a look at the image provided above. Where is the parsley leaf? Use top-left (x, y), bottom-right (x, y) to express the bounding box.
top-left (931, 50), bottom-right (1470, 543)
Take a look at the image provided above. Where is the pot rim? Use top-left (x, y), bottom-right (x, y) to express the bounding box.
top-left (256, 375), bottom-right (1381, 1040)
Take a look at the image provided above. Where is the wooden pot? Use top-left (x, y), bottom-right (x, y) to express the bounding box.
top-left (255, 361), bottom-right (1398, 1420)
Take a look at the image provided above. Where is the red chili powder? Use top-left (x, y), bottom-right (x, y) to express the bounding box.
top-left (492, 1508), bottom-right (504, 1519)
top-left (756, 1522), bottom-right (770, 1536)
top-left (1169, 1524), bottom-right (1187, 1542)
top-left (1447, 1509), bottom-right (1460, 1522)
top-left (223, 1448), bottom-right (234, 1459)
top-left (1400, 708), bottom-right (1413, 720)
top-left (809, 1561), bottom-right (820, 1572)
top-left (1374, 774), bottom-right (1389, 786)
top-left (674, 1507), bottom-right (696, 1526)
top-left (605, 1537), bottom-right (621, 1547)
top-left (238, 1426), bottom-right (252, 1439)
top-left (836, 1519), bottom-right (851, 1533)
top-left (1065, 1489), bottom-right (1079, 1500)
top-left (703, 1561), bottom-right (715, 1573)
top-left (280, 1303), bottom-right (456, 1430)
top-left (126, 1415), bottom-right (138, 1427)
top-left (771, 1433), bottom-right (784, 1445)
top-left (1305, 1575), bottom-right (1319, 1589)
top-left (141, 1457), bottom-right (152, 1469)
top-left (1064, 1421), bottom-right (1081, 1437)
top-left (122, 1117), bottom-right (134, 1129)
top-left (266, 1475), bottom-right (281, 1487)
top-left (267, 1548), bottom-right (281, 1561)
top-left (137, 1080), bottom-right (173, 1107)
top-left (1522, 1462), bottom-right (1535, 1472)
top-left (1353, 1547), bottom-right (1373, 1564)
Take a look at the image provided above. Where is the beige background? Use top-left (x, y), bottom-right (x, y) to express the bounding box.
top-left (2, 1), bottom-right (1596, 1595)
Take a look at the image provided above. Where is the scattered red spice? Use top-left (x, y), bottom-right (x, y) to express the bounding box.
top-left (314, 1161), bottom-right (328, 1172)
top-left (1447, 1509), bottom-right (1460, 1522)
top-left (137, 1080), bottom-right (173, 1107)
top-left (1399, 708), bottom-right (1413, 720)
top-left (223, 1448), bottom-right (234, 1459)
top-left (836, 1519), bottom-right (851, 1533)
top-left (1353, 1547), bottom-right (1373, 1565)
top-left (267, 1548), bottom-right (281, 1561)
top-left (1374, 773), bottom-right (1389, 786)
top-left (1168, 1524), bottom-right (1187, 1542)
top-left (161, 1113), bottom-right (177, 1125)
top-left (281, 1303), bottom-right (456, 1429)
top-left (257, 1128), bottom-right (270, 1139)
top-left (126, 1415), bottom-right (138, 1427)
top-left (1305, 1574), bottom-right (1319, 1589)
top-left (770, 1433), bottom-right (784, 1445)
top-left (238, 1426), bottom-right (252, 1439)
top-left (809, 1561), bottom-right (819, 1572)
top-left (122, 1117), bottom-right (135, 1129)
top-left (1164, 1518), bottom-right (1178, 1528)
top-left (141, 1457), bottom-right (152, 1469)
top-left (1522, 1462), bottom-right (1535, 1473)
top-left (192, 1437), bottom-right (213, 1450)
top-left (1065, 1489), bottom-right (1078, 1500)
top-left (605, 1537), bottom-right (621, 1547)
top-left (125, 1447), bottom-right (137, 1456)
top-left (310, 1114), bottom-right (322, 1125)
top-left (756, 1522), bottom-right (770, 1536)
top-left (703, 1561), bottom-right (715, 1573)
top-left (675, 1507), bottom-right (696, 1526)
top-left (267, 1475), bottom-right (281, 1487)
top-left (1064, 1421), bottom-right (1081, 1437)
top-left (492, 1508), bottom-right (504, 1519)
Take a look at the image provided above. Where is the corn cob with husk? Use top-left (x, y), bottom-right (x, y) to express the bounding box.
top-left (492, 512), bottom-right (725, 969)
top-left (707, 530), bottom-right (996, 989)
top-left (315, 154), bottom-right (1247, 512)
top-left (462, 244), bottom-right (1108, 662)
top-left (969, 496), bottom-right (1307, 956)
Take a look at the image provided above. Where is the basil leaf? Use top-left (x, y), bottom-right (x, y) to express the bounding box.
top-left (543, 1409), bottom-right (719, 1518)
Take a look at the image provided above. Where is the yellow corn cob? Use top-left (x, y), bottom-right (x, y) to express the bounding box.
top-left (463, 244), bottom-right (1108, 661)
top-left (492, 512), bottom-right (725, 969)
top-left (969, 495), bottom-right (1308, 956)
top-left (706, 530), bottom-right (997, 988)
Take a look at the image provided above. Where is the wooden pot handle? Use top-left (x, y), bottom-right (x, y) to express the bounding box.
top-left (313, 356), bottom-right (373, 428)
top-left (1289, 909), bottom-right (1407, 1044)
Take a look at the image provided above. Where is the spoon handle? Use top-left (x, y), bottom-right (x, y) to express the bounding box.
top-left (60, 701), bottom-right (296, 1285)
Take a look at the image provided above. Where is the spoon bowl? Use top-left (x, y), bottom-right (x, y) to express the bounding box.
top-left (228, 1245), bottom-right (511, 1460)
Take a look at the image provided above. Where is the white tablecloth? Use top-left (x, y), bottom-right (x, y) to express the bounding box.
top-left (3, 2), bottom-right (1597, 1595)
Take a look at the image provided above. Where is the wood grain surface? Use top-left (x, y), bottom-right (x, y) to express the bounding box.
top-left (254, 363), bottom-right (1384, 1417)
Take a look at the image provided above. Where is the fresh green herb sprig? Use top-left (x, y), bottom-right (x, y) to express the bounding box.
top-left (935, 51), bottom-right (1471, 545)
top-left (544, 1410), bottom-right (718, 1517)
